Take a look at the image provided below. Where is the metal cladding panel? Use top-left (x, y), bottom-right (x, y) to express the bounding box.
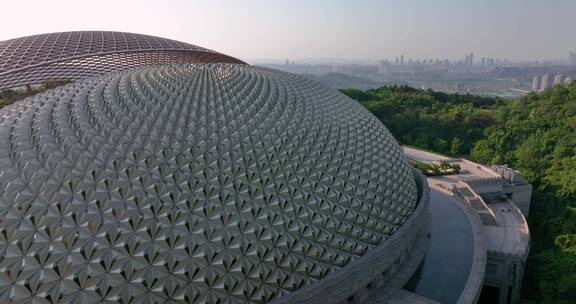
top-left (0, 64), bottom-right (417, 303)
top-left (0, 31), bottom-right (245, 89)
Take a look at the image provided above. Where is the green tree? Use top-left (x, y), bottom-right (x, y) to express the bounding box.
top-left (432, 138), bottom-right (448, 152)
top-left (450, 137), bottom-right (463, 156)
top-left (471, 139), bottom-right (495, 164)
top-left (340, 83), bottom-right (576, 303)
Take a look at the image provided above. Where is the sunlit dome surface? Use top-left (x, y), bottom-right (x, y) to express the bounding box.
top-left (0, 31), bottom-right (245, 89)
top-left (0, 64), bottom-right (417, 303)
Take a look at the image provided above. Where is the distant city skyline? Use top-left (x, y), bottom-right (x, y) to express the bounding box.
top-left (252, 51), bottom-right (574, 66)
top-left (1, 0), bottom-right (575, 62)
top-left (250, 53), bottom-right (569, 65)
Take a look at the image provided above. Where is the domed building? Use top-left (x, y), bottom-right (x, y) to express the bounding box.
top-left (5, 31), bottom-right (540, 304)
top-left (0, 31), bottom-right (244, 90)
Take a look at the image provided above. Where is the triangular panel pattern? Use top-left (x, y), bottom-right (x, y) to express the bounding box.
top-left (0, 31), bottom-right (245, 89)
top-left (0, 64), bottom-right (417, 303)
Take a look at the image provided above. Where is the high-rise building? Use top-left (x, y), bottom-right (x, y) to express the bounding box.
top-left (532, 76), bottom-right (540, 91)
top-left (565, 77), bottom-right (573, 85)
top-left (463, 53), bottom-right (474, 71)
top-left (553, 73), bottom-right (563, 86)
top-left (541, 74), bottom-right (550, 90)
top-left (377, 60), bottom-right (387, 75)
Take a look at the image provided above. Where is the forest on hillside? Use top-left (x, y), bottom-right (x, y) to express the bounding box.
top-left (341, 85), bottom-right (576, 303)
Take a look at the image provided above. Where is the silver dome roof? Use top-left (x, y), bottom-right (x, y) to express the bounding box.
top-left (0, 31), bottom-right (245, 90)
top-left (0, 64), bottom-right (417, 303)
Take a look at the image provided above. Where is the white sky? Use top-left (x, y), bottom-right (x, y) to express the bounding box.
top-left (1, 0), bottom-right (575, 62)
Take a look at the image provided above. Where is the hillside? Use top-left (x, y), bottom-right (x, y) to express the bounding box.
top-left (341, 84), bottom-right (576, 303)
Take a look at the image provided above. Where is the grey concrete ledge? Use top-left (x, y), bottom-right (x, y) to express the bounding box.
top-left (429, 184), bottom-right (487, 304)
top-left (366, 210), bottom-right (432, 304)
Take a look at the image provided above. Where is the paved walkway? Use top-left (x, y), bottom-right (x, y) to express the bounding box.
top-left (402, 147), bottom-right (448, 163)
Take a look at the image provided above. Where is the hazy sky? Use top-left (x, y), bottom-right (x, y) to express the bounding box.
top-left (1, 0), bottom-right (575, 62)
